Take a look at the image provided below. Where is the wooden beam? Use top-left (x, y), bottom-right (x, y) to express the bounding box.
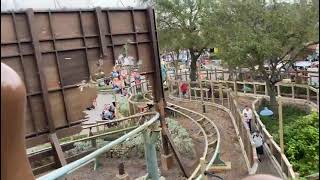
top-left (95, 7), bottom-right (108, 56)
top-left (49, 133), bottom-right (67, 167)
top-left (26, 9), bottom-right (55, 133)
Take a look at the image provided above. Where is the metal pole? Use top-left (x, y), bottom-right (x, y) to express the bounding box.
top-left (143, 128), bottom-right (160, 180)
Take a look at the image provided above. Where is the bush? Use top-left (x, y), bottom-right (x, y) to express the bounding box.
top-left (118, 96), bottom-right (129, 116)
top-left (285, 112), bottom-right (319, 177)
top-left (260, 105), bottom-right (319, 177)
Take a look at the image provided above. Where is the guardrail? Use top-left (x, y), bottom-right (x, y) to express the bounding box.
top-left (36, 112), bottom-right (160, 180)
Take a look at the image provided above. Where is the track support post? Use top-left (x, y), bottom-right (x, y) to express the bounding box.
top-left (143, 125), bottom-right (161, 180)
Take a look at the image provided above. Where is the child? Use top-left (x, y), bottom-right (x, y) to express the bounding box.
top-left (180, 83), bottom-right (188, 97)
top-left (252, 131), bottom-right (264, 162)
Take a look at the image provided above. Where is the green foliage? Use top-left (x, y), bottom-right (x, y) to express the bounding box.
top-left (133, 93), bottom-right (144, 102)
top-left (167, 118), bottom-right (195, 158)
top-left (119, 118), bottom-right (195, 158)
top-left (285, 112), bottom-right (319, 177)
top-left (118, 96), bottom-right (129, 116)
top-left (260, 106), bottom-right (319, 176)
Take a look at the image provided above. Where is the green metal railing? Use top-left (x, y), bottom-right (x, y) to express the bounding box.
top-left (36, 112), bottom-right (160, 180)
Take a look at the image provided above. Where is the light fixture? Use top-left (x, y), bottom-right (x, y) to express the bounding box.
top-left (259, 107), bottom-right (274, 116)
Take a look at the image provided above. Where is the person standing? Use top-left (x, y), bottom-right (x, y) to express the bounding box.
top-left (252, 131), bottom-right (264, 162)
top-left (242, 105), bottom-right (253, 132)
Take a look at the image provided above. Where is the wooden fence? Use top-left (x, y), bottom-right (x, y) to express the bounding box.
top-left (170, 68), bottom-right (319, 87)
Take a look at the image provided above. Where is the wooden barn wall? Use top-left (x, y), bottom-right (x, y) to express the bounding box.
top-left (1, 8), bottom-right (162, 148)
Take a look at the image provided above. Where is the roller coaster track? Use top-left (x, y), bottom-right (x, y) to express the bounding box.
top-left (128, 82), bottom-right (221, 180)
top-left (166, 103), bottom-right (221, 179)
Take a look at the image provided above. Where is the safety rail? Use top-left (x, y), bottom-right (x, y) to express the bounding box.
top-left (36, 112), bottom-right (160, 180)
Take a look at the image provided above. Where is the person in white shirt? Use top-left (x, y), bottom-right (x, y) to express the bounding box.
top-left (242, 105), bottom-right (253, 132)
top-left (252, 131), bottom-right (264, 162)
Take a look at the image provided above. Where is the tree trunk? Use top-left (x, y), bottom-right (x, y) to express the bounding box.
top-left (189, 49), bottom-right (198, 81)
top-left (266, 80), bottom-right (278, 116)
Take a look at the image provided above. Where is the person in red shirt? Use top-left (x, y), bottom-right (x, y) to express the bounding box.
top-left (180, 83), bottom-right (188, 97)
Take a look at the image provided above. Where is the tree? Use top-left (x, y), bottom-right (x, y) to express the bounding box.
top-left (212, 0), bottom-right (319, 113)
top-left (154, 0), bottom-right (215, 81)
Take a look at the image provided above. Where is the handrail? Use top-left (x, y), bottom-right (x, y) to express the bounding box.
top-left (36, 112), bottom-right (160, 180)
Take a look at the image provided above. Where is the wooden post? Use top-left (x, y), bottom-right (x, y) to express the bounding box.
top-left (278, 96), bottom-right (284, 170)
top-left (178, 82), bottom-right (182, 99)
top-left (219, 83), bottom-right (223, 105)
top-left (306, 86), bottom-right (310, 101)
top-left (195, 88), bottom-right (198, 100)
top-left (234, 81), bottom-right (237, 95)
top-left (188, 82), bottom-right (192, 101)
top-left (206, 70), bottom-right (209, 80)
top-left (214, 68), bottom-right (218, 80)
top-left (291, 85), bottom-right (295, 99)
top-left (265, 83), bottom-right (268, 96)
top-left (210, 81), bottom-right (215, 103)
top-left (253, 83), bottom-right (257, 95)
top-left (185, 71), bottom-right (188, 81)
top-left (200, 80), bottom-right (206, 113)
top-left (277, 85), bottom-right (281, 96)
top-left (227, 90), bottom-right (230, 108)
top-left (222, 70), bottom-right (225, 81)
top-left (209, 67), bottom-right (212, 80)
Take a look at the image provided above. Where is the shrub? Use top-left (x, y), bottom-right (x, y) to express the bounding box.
top-left (260, 105), bottom-right (319, 177)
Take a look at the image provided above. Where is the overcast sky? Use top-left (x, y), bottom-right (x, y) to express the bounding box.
top-left (1, 0), bottom-right (299, 11)
top-left (1, 0), bottom-right (143, 11)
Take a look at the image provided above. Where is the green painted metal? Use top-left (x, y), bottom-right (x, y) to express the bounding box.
top-left (143, 126), bottom-right (160, 180)
top-left (36, 112), bottom-right (160, 180)
top-left (212, 152), bottom-right (226, 166)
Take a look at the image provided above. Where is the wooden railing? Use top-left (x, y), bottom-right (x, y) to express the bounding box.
top-left (169, 68), bottom-right (319, 86)
top-left (168, 78), bottom-right (319, 111)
